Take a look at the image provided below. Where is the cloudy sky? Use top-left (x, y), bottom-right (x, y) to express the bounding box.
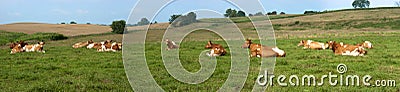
top-left (0, 0), bottom-right (397, 24)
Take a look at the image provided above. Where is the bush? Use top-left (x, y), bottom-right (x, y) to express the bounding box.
top-left (111, 20), bottom-right (126, 34)
top-left (70, 21), bottom-right (77, 24)
top-left (17, 33), bottom-right (68, 41)
top-left (137, 18), bottom-right (150, 26)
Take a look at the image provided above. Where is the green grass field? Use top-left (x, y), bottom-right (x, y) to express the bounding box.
top-left (1, 7), bottom-right (400, 91)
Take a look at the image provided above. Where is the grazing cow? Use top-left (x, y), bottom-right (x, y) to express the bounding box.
top-left (327, 41), bottom-right (367, 56)
top-left (297, 40), bottom-right (328, 50)
top-left (205, 41), bottom-right (227, 56)
top-left (242, 39), bottom-right (286, 57)
top-left (23, 41), bottom-right (46, 53)
top-left (165, 39), bottom-right (179, 50)
top-left (98, 40), bottom-right (121, 52)
top-left (73, 40), bottom-right (93, 48)
top-left (356, 41), bottom-right (373, 49)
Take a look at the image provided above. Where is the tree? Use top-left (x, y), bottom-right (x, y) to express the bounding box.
top-left (171, 12), bottom-right (197, 27)
top-left (111, 20), bottom-right (126, 34)
top-left (169, 14), bottom-right (182, 24)
top-left (352, 0), bottom-right (370, 8)
top-left (154, 21), bottom-right (158, 24)
top-left (224, 8), bottom-right (237, 17)
top-left (254, 12), bottom-right (264, 16)
top-left (86, 22), bottom-right (91, 24)
top-left (70, 21), bottom-right (77, 24)
top-left (280, 12), bottom-right (286, 15)
top-left (61, 22), bottom-right (66, 24)
top-left (237, 11), bottom-right (246, 17)
top-left (137, 18), bottom-right (150, 26)
top-left (249, 14), bottom-right (253, 16)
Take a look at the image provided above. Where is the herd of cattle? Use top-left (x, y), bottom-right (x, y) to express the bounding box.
top-left (9, 40), bottom-right (122, 54)
top-left (166, 39), bottom-right (373, 57)
top-left (9, 39), bottom-right (372, 57)
top-left (72, 40), bottom-right (122, 52)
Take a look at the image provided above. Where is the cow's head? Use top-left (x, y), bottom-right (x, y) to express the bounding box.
top-left (242, 39), bottom-right (252, 48)
top-left (361, 41), bottom-right (373, 49)
top-left (205, 41), bottom-right (213, 49)
top-left (88, 40), bottom-right (94, 44)
top-left (326, 41), bottom-right (335, 49)
top-left (38, 40), bottom-right (45, 45)
top-left (297, 40), bottom-right (306, 46)
top-left (9, 42), bottom-right (18, 49)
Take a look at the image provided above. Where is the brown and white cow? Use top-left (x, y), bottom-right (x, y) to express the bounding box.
top-left (23, 41), bottom-right (46, 53)
top-left (73, 40), bottom-right (93, 48)
top-left (98, 40), bottom-right (121, 52)
top-left (298, 40), bottom-right (328, 50)
top-left (165, 39), bottom-right (179, 50)
top-left (10, 41), bottom-right (29, 54)
top-left (242, 39), bottom-right (286, 57)
top-left (205, 41), bottom-right (227, 56)
top-left (327, 41), bottom-right (367, 56)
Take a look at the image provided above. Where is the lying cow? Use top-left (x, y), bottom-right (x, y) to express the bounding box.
top-left (242, 39), bottom-right (286, 57)
top-left (165, 39), bottom-right (179, 50)
top-left (10, 41), bottom-right (29, 54)
top-left (298, 40), bottom-right (328, 50)
top-left (73, 40), bottom-right (94, 48)
top-left (205, 41), bottom-right (227, 56)
top-left (327, 41), bottom-right (367, 56)
top-left (23, 41), bottom-right (46, 53)
top-left (98, 40), bottom-right (121, 52)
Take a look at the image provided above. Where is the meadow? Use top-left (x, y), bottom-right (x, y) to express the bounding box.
top-left (1, 7), bottom-right (400, 91)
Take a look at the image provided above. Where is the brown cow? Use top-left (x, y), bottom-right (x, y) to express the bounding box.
top-left (242, 39), bottom-right (286, 57)
top-left (327, 41), bottom-right (367, 56)
top-left (98, 40), bottom-right (121, 52)
top-left (73, 40), bottom-right (93, 48)
top-left (205, 41), bottom-right (227, 56)
top-left (23, 41), bottom-right (46, 53)
top-left (298, 40), bottom-right (328, 50)
top-left (165, 39), bottom-right (179, 50)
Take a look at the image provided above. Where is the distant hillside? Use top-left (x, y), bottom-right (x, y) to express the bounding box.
top-left (0, 23), bottom-right (112, 36)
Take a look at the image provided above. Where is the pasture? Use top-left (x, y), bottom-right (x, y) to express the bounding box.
top-left (1, 7), bottom-right (400, 91)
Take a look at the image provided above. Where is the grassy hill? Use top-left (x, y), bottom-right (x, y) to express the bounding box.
top-left (1, 7), bottom-right (399, 91)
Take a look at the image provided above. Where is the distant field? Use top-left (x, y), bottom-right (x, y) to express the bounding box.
top-left (1, 7), bottom-right (400, 91)
top-left (0, 23), bottom-right (112, 36)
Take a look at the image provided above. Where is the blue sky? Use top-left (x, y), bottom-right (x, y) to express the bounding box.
top-left (0, 0), bottom-right (397, 24)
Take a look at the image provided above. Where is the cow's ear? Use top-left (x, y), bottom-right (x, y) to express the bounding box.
top-left (208, 41), bottom-right (212, 44)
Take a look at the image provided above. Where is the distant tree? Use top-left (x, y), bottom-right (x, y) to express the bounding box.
top-left (237, 11), bottom-right (246, 17)
top-left (111, 20), bottom-right (126, 34)
top-left (154, 21), bottom-right (158, 24)
top-left (169, 14), bottom-right (182, 24)
top-left (352, 0), bottom-right (370, 8)
top-left (137, 18), bottom-right (150, 26)
top-left (70, 21), bottom-right (77, 24)
top-left (249, 14), bottom-right (253, 16)
top-left (61, 22), bottom-right (66, 24)
top-left (86, 22), bottom-right (91, 24)
top-left (254, 12), bottom-right (264, 16)
top-left (280, 12), bottom-right (286, 15)
top-left (224, 8), bottom-right (237, 17)
top-left (171, 12), bottom-right (197, 27)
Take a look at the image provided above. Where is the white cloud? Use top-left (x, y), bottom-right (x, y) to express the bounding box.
top-left (76, 9), bottom-right (89, 14)
top-left (51, 9), bottom-right (70, 15)
top-left (7, 12), bottom-right (21, 16)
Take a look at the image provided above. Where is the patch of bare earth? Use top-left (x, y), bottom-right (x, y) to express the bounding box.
top-left (0, 22), bottom-right (112, 36)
